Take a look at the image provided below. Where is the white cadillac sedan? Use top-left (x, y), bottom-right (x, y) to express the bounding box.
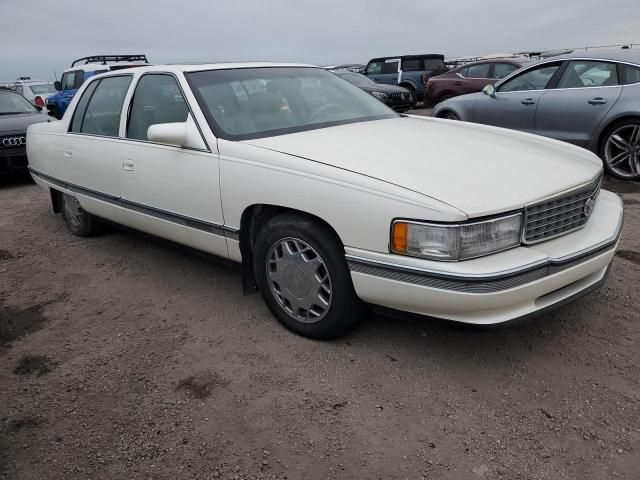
top-left (26, 63), bottom-right (624, 339)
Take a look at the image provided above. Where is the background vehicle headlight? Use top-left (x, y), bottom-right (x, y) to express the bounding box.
top-left (391, 214), bottom-right (522, 261)
top-left (371, 91), bottom-right (388, 100)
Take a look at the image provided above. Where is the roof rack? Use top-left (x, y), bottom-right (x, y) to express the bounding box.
top-left (71, 55), bottom-right (149, 67)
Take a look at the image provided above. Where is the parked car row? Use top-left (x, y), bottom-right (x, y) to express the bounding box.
top-left (433, 49), bottom-right (640, 180)
top-left (26, 61), bottom-right (623, 339)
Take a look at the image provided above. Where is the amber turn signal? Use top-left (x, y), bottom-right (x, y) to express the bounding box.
top-left (391, 222), bottom-right (408, 253)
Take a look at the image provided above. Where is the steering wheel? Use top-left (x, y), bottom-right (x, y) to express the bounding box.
top-left (308, 103), bottom-right (345, 123)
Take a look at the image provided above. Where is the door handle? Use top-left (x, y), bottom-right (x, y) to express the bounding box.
top-left (63, 148), bottom-right (72, 158)
top-left (122, 160), bottom-right (135, 172)
top-left (454, 81), bottom-right (462, 85)
top-left (521, 98), bottom-right (536, 105)
top-left (588, 97), bottom-right (607, 105)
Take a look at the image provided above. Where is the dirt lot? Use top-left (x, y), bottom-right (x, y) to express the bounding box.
top-left (1, 172), bottom-right (639, 480)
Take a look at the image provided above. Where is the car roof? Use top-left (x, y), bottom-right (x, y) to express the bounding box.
top-left (368, 54), bottom-right (444, 62)
top-left (537, 48), bottom-right (640, 65)
top-left (94, 62), bottom-right (318, 75)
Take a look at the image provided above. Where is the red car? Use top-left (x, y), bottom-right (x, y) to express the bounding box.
top-left (424, 59), bottom-right (525, 105)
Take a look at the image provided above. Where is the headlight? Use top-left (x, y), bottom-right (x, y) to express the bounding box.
top-left (371, 91), bottom-right (389, 100)
top-left (391, 213), bottom-right (522, 261)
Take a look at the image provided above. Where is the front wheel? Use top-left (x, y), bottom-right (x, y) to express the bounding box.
top-left (438, 110), bottom-right (460, 121)
top-left (253, 213), bottom-right (364, 340)
top-left (61, 192), bottom-right (98, 236)
top-left (600, 120), bottom-right (640, 180)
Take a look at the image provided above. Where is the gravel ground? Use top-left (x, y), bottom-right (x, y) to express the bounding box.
top-left (1, 172), bottom-right (639, 480)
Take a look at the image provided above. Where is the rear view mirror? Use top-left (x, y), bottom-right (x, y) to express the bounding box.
top-left (54, 81), bottom-right (62, 91)
top-left (147, 113), bottom-right (206, 150)
top-left (482, 84), bottom-right (496, 98)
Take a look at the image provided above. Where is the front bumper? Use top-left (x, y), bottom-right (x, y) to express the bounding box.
top-left (346, 190), bottom-right (624, 324)
top-left (0, 147), bottom-right (28, 174)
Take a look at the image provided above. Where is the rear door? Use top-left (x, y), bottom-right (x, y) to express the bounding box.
top-left (62, 75), bottom-right (133, 221)
top-left (472, 62), bottom-right (562, 133)
top-left (534, 60), bottom-right (622, 146)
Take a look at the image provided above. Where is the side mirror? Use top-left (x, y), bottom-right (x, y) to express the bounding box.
top-left (54, 81), bottom-right (62, 91)
top-left (482, 84), bottom-right (496, 98)
top-left (147, 113), bottom-right (206, 150)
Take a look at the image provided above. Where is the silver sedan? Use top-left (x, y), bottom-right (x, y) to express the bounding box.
top-left (433, 49), bottom-right (640, 180)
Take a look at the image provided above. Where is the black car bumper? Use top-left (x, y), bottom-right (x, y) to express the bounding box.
top-left (0, 147), bottom-right (28, 174)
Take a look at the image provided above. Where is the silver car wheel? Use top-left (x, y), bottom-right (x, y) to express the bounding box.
top-left (604, 124), bottom-right (640, 178)
top-left (266, 237), bottom-right (332, 324)
top-left (63, 194), bottom-right (84, 228)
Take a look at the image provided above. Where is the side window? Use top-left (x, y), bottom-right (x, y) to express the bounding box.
top-left (79, 76), bottom-right (132, 137)
top-left (381, 60), bottom-right (399, 74)
top-left (492, 63), bottom-right (519, 79)
top-left (73, 71), bottom-right (85, 89)
top-left (69, 80), bottom-right (100, 133)
top-left (365, 62), bottom-right (383, 75)
top-left (458, 66), bottom-right (469, 78)
top-left (498, 63), bottom-right (561, 92)
top-left (621, 64), bottom-right (640, 85)
top-left (127, 74), bottom-right (189, 142)
top-left (465, 64), bottom-right (491, 78)
top-left (557, 61), bottom-right (618, 89)
top-left (61, 71), bottom-right (77, 91)
top-left (401, 59), bottom-right (421, 71)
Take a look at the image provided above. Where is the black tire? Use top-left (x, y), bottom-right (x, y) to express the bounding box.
top-left (438, 110), bottom-right (460, 121)
top-left (253, 212), bottom-right (364, 340)
top-left (60, 192), bottom-right (98, 236)
top-left (599, 118), bottom-right (640, 180)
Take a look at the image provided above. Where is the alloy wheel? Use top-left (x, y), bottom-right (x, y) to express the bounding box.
top-left (266, 237), bottom-right (332, 324)
top-left (604, 124), bottom-right (640, 178)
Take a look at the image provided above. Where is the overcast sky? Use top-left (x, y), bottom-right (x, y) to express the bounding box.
top-left (1, 0), bottom-right (638, 81)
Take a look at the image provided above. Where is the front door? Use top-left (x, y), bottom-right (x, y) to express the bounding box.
top-left (116, 73), bottom-right (228, 258)
top-left (365, 59), bottom-right (400, 85)
top-left (473, 61), bottom-right (563, 134)
top-left (534, 60), bottom-right (622, 146)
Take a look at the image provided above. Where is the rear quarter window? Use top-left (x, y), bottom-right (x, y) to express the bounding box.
top-left (622, 64), bottom-right (640, 84)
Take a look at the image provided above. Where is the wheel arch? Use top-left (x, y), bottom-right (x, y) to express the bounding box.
top-left (595, 114), bottom-right (640, 154)
top-left (238, 204), bottom-right (344, 294)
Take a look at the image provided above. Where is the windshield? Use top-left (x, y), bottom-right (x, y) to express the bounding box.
top-left (0, 90), bottom-right (38, 114)
top-left (337, 72), bottom-right (376, 87)
top-left (186, 67), bottom-right (397, 140)
top-left (29, 84), bottom-right (56, 95)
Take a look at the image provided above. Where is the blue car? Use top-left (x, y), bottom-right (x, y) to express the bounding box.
top-left (47, 55), bottom-right (149, 119)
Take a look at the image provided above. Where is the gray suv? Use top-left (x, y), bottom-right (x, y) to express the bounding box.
top-left (433, 49), bottom-right (640, 180)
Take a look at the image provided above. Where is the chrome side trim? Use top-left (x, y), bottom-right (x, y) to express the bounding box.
top-left (29, 167), bottom-right (239, 240)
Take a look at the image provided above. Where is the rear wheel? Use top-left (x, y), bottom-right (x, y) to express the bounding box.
top-left (253, 213), bottom-right (364, 339)
top-left (61, 193), bottom-right (98, 236)
top-left (600, 119), bottom-right (640, 180)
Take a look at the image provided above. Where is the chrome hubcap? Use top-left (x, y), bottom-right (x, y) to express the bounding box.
top-left (266, 237), bottom-right (332, 324)
top-left (63, 195), bottom-right (83, 228)
top-left (605, 124), bottom-right (640, 178)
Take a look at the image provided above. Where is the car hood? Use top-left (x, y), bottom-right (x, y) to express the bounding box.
top-left (0, 112), bottom-right (52, 134)
top-left (244, 116), bottom-right (602, 218)
top-left (362, 83), bottom-right (410, 94)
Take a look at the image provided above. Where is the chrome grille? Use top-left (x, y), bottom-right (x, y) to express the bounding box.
top-left (524, 174), bottom-right (602, 244)
top-left (389, 92), bottom-right (409, 101)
